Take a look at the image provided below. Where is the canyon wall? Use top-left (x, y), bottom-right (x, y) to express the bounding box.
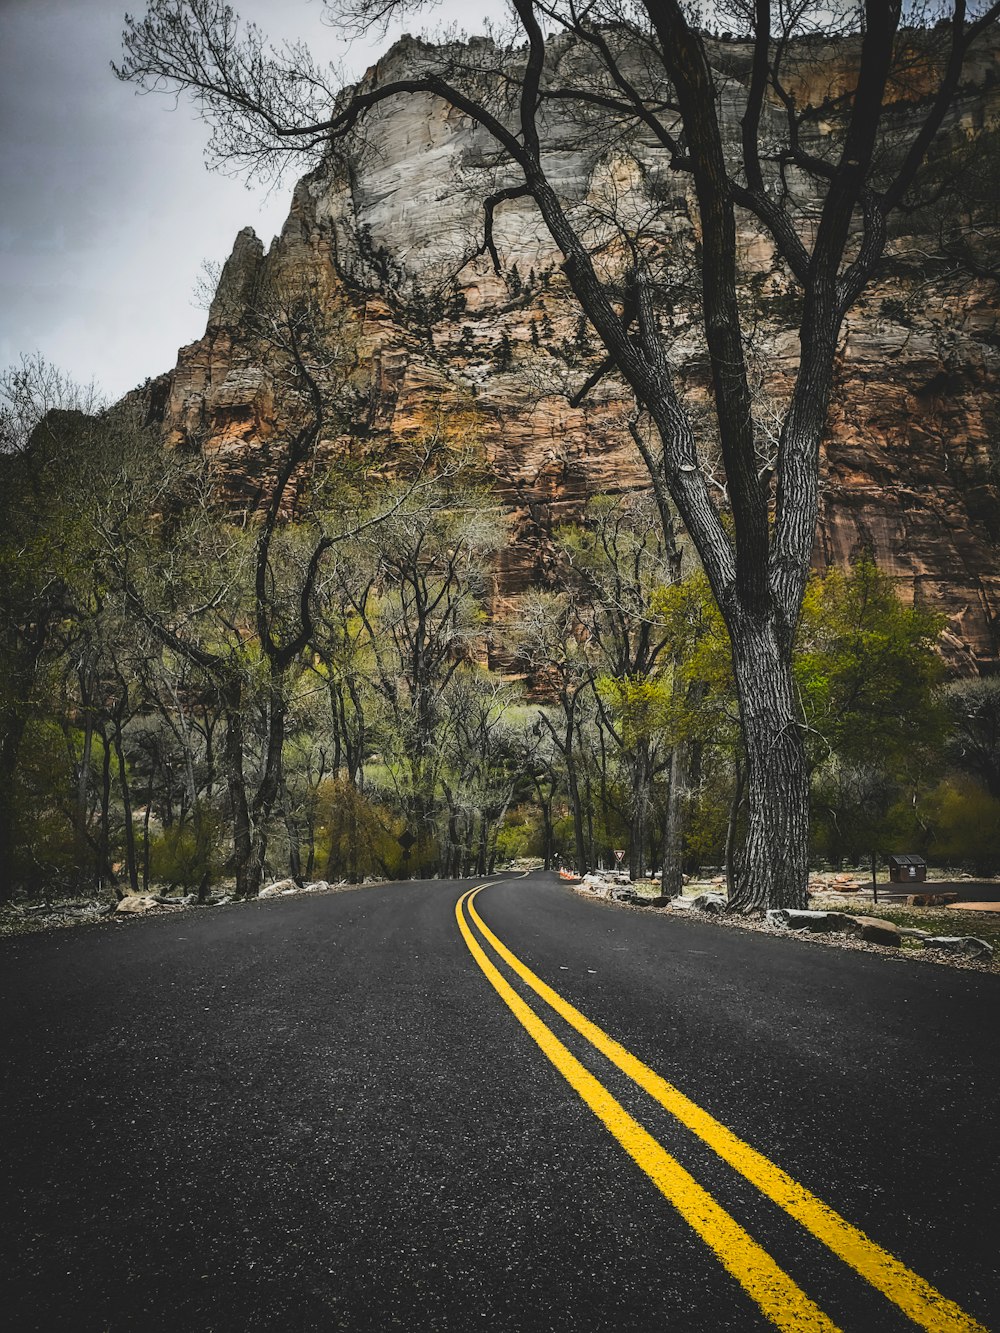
top-left (146, 30), bottom-right (1000, 672)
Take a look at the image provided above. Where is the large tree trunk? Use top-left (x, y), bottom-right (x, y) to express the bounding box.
top-left (726, 616), bottom-right (809, 912)
top-left (725, 757), bottom-right (747, 900)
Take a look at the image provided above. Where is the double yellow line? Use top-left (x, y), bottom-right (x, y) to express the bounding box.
top-left (456, 884), bottom-right (986, 1333)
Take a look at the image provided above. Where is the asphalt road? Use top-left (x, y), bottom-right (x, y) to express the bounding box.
top-left (1, 870), bottom-right (997, 1332)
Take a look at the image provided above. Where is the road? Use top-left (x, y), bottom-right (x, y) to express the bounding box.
top-left (1, 870), bottom-right (997, 1332)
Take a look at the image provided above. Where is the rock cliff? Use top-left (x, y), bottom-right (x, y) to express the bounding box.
top-left (146, 30), bottom-right (1000, 672)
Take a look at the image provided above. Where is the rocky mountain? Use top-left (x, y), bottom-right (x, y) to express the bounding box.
top-left (144, 29), bottom-right (1000, 672)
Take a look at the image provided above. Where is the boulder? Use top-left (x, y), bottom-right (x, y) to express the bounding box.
top-left (848, 916), bottom-right (903, 947)
top-left (259, 879), bottom-right (298, 898)
top-left (691, 892), bottom-right (727, 914)
top-left (921, 935), bottom-right (994, 960)
top-left (766, 909), bottom-right (858, 933)
top-left (579, 873), bottom-right (612, 894)
top-left (115, 895), bottom-right (160, 914)
top-left (907, 892), bottom-right (959, 907)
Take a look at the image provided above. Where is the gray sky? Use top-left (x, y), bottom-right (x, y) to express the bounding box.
top-left (0, 0), bottom-right (504, 400)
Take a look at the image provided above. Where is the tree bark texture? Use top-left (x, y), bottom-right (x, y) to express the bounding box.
top-left (726, 616), bottom-right (809, 912)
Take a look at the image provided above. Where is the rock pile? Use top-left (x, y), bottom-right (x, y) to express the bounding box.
top-left (764, 907), bottom-right (993, 958)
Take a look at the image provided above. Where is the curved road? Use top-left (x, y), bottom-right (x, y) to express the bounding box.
top-left (1, 871), bottom-right (997, 1331)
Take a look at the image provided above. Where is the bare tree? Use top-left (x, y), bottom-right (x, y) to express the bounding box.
top-left (344, 483), bottom-right (505, 871)
top-left (116, 0), bottom-right (1000, 908)
top-left (105, 291), bottom-right (409, 897)
top-left (0, 353), bottom-right (105, 456)
top-left (556, 493), bottom-right (679, 881)
top-left (514, 588), bottom-right (595, 874)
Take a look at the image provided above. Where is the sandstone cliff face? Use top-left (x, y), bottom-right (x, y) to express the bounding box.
top-left (149, 31), bottom-right (1000, 673)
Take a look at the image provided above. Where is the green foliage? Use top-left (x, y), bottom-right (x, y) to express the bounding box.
top-left (148, 805), bottom-right (222, 892)
top-left (796, 556), bottom-right (946, 767)
top-left (596, 675), bottom-right (675, 747)
top-left (810, 759), bottom-right (921, 866)
top-left (682, 774), bottom-right (730, 866)
top-left (492, 807), bottom-right (541, 863)
top-left (316, 779), bottom-right (400, 883)
top-left (791, 557), bottom-right (947, 862)
top-left (920, 775), bottom-right (1000, 875)
top-left (6, 718), bottom-right (79, 894)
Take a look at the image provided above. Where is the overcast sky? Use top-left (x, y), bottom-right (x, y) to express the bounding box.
top-left (0, 0), bottom-right (504, 401)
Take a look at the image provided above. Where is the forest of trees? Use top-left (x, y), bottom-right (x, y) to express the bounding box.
top-left (3, 344), bottom-right (998, 908)
top-left (111, 0), bottom-right (1000, 914)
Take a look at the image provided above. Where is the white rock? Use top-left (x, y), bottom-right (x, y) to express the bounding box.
top-left (114, 895), bottom-right (160, 914)
top-left (259, 879), bottom-right (298, 898)
top-left (922, 936), bottom-right (994, 959)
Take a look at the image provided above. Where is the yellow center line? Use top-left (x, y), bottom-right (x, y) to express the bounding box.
top-left (455, 888), bottom-right (841, 1333)
top-left (464, 886), bottom-right (986, 1333)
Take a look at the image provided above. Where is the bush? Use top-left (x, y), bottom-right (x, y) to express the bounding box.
top-left (494, 805), bottom-right (545, 863)
top-left (921, 775), bottom-right (1000, 875)
top-left (315, 779), bottom-right (401, 882)
top-left (6, 718), bottom-right (80, 898)
top-left (148, 804), bottom-right (222, 893)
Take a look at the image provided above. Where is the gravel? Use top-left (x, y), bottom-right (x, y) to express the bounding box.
top-left (579, 884), bottom-right (999, 975)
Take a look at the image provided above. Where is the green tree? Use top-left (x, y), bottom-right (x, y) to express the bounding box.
top-left (796, 557), bottom-right (946, 765)
top-left (514, 590), bottom-right (595, 874)
top-left (795, 556), bottom-right (946, 866)
top-left (0, 365), bottom-right (154, 900)
top-left (920, 774), bottom-right (1000, 875)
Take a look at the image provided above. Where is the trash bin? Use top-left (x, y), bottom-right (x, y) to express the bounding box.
top-left (887, 853), bottom-right (927, 884)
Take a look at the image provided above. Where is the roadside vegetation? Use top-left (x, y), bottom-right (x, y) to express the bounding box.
top-left (6, 3), bottom-right (999, 915)
top-left (2, 349), bottom-right (999, 912)
top-left (112, 0), bottom-right (1000, 919)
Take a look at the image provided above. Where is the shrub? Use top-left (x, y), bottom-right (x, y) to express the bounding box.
top-left (315, 779), bottom-right (401, 882)
top-left (148, 804), bottom-right (222, 893)
top-left (921, 775), bottom-right (1000, 875)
